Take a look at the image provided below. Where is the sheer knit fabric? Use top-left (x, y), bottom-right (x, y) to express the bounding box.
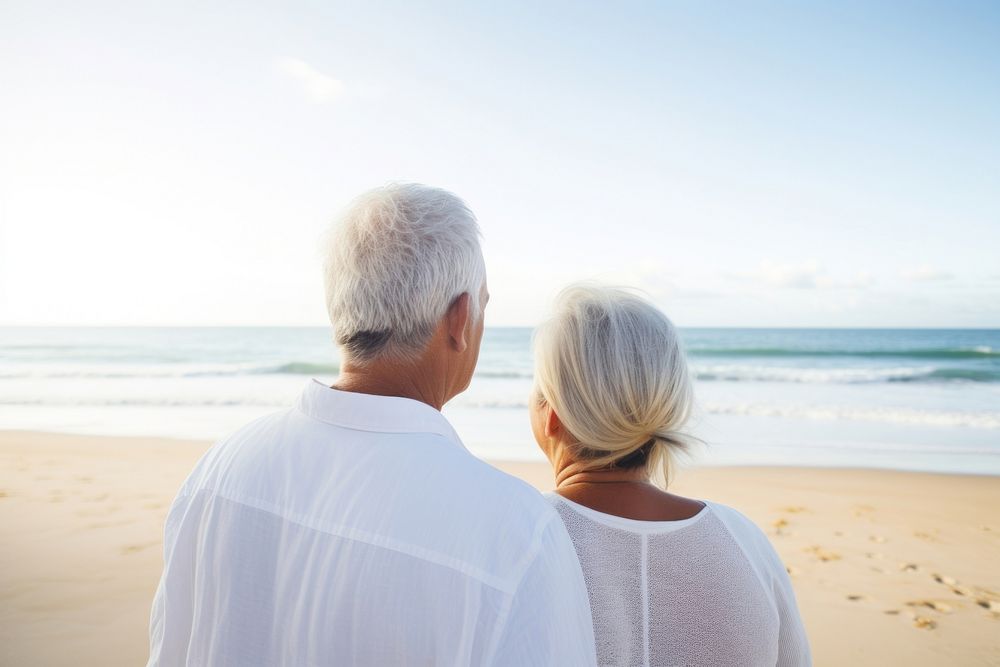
top-left (548, 494), bottom-right (811, 667)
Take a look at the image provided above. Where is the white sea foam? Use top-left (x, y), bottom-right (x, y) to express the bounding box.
top-left (1, 397), bottom-right (286, 407)
top-left (691, 364), bottom-right (936, 384)
top-left (699, 402), bottom-right (1000, 429)
top-left (0, 361), bottom-right (295, 379)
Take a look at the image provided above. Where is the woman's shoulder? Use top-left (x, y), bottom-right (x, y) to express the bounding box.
top-left (702, 500), bottom-right (761, 533)
top-left (703, 501), bottom-right (789, 581)
top-left (703, 501), bottom-right (772, 546)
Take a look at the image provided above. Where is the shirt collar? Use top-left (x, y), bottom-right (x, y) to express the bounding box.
top-left (296, 379), bottom-right (465, 447)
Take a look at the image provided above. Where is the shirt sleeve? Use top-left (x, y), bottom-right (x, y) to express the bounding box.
top-left (147, 491), bottom-right (199, 667)
top-left (768, 549), bottom-right (812, 667)
top-left (488, 515), bottom-right (598, 667)
top-left (709, 503), bottom-right (811, 667)
top-left (740, 509), bottom-right (812, 667)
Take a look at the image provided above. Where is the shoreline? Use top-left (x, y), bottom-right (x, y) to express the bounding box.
top-left (2, 430), bottom-right (999, 666)
top-left (5, 423), bottom-right (998, 478)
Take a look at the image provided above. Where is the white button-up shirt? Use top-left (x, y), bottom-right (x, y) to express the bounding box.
top-left (148, 379), bottom-right (597, 666)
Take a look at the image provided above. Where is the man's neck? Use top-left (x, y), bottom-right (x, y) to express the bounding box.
top-left (333, 359), bottom-right (449, 411)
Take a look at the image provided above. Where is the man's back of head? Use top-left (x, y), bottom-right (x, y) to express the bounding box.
top-left (324, 183), bottom-right (486, 365)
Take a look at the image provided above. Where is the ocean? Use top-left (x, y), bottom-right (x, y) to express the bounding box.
top-left (2, 327), bottom-right (999, 475)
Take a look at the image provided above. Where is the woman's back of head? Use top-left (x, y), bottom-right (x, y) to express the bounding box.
top-left (533, 284), bottom-right (694, 485)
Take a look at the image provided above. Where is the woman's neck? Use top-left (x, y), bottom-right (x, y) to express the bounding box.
top-left (552, 459), bottom-right (704, 522)
top-left (555, 467), bottom-right (651, 489)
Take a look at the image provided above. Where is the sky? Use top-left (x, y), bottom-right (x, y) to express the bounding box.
top-left (1, 1), bottom-right (998, 328)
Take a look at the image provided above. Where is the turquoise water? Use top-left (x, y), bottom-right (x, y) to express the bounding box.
top-left (2, 327), bottom-right (999, 474)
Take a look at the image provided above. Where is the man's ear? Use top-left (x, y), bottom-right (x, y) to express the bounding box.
top-left (446, 292), bottom-right (471, 353)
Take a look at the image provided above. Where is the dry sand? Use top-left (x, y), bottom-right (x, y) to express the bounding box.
top-left (1, 430), bottom-right (998, 666)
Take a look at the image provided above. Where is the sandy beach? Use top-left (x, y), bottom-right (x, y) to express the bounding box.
top-left (1, 430), bottom-right (998, 666)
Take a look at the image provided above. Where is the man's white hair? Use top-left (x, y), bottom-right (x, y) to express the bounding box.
top-left (323, 183), bottom-right (486, 363)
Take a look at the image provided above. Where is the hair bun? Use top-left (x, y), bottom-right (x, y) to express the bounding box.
top-left (533, 283), bottom-right (695, 485)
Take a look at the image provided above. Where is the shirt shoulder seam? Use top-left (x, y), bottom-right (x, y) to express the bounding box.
top-left (480, 512), bottom-right (560, 665)
top-left (706, 502), bottom-right (780, 598)
top-left (191, 487), bottom-right (519, 594)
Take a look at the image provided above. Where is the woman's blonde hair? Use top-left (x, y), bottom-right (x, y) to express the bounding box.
top-left (533, 284), bottom-right (694, 486)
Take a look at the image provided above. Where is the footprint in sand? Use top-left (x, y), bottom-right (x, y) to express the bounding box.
top-left (900, 562), bottom-right (919, 572)
top-left (780, 506), bottom-right (807, 514)
top-left (913, 530), bottom-right (940, 543)
top-left (846, 594), bottom-right (866, 602)
top-left (0, 490), bottom-right (8, 499)
top-left (907, 599), bottom-right (954, 614)
top-left (930, 573), bottom-right (998, 605)
top-left (950, 584), bottom-right (975, 597)
top-left (121, 541), bottom-right (158, 555)
top-left (976, 599), bottom-right (1000, 615)
top-left (785, 566), bottom-right (801, 578)
top-left (869, 534), bottom-right (887, 544)
top-left (912, 616), bottom-right (937, 630)
top-left (86, 518), bottom-right (137, 529)
top-left (804, 545), bottom-right (841, 562)
top-left (852, 504), bottom-right (875, 518)
top-left (771, 518), bottom-right (790, 535)
top-left (77, 503), bottom-right (122, 518)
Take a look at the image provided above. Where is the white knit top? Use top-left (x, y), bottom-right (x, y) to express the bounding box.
top-left (548, 494), bottom-right (811, 667)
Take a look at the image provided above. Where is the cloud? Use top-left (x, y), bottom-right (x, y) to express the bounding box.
top-left (607, 261), bottom-right (725, 300)
top-left (276, 57), bottom-right (345, 103)
top-left (755, 260), bottom-right (824, 289)
top-left (840, 271), bottom-right (875, 289)
top-left (739, 261), bottom-right (874, 290)
top-left (900, 266), bottom-right (955, 282)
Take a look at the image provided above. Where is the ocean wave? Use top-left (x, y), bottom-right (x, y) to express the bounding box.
top-left (691, 364), bottom-right (1000, 384)
top-left (0, 362), bottom-right (531, 380)
top-left (452, 399), bottom-right (531, 409)
top-left (687, 346), bottom-right (998, 360)
top-left (475, 370), bottom-right (534, 379)
top-left (3, 397), bottom-right (287, 407)
top-left (267, 362), bottom-right (339, 375)
top-left (700, 403), bottom-right (1000, 429)
top-left (891, 368), bottom-right (1000, 383)
top-left (0, 361), bottom-right (341, 379)
top-left (1, 358), bottom-right (995, 384)
top-left (707, 439), bottom-right (1000, 456)
top-left (453, 399), bottom-right (1000, 428)
top-left (6, 396), bottom-right (999, 430)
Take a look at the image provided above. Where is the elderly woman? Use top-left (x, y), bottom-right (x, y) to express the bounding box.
top-left (531, 285), bottom-right (811, 667)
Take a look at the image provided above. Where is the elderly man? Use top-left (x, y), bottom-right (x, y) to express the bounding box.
top-left (147, 184), bottom-right (597, 666)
